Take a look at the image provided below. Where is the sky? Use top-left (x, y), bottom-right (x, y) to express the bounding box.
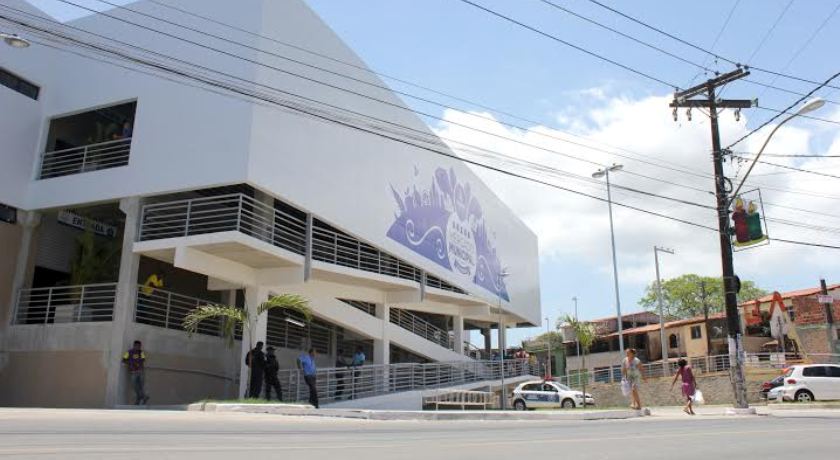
top-left (21, 0), bottom-right (840, 347)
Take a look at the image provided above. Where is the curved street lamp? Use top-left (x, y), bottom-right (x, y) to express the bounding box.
top-left (592, 163), bottom-right (626, 353)
top-left (731, 98), bottom-right (825, 199)
top-left (1, 33), bottom-right (31, 49)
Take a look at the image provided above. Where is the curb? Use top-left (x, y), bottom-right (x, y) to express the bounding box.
top-left (766, 403), bottom-right (840, 411)
top-left (187, 403), bottom-right (649, 421)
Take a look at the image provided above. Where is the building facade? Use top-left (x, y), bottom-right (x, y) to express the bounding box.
top-left (0, 0), bottom-right (540, 407)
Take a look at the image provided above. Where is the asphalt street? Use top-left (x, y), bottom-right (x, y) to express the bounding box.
top-left (1, 408), bottom-right (838, 459)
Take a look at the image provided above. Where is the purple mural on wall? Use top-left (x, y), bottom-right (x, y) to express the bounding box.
top-left (387, 166), bottom-right (510, 301)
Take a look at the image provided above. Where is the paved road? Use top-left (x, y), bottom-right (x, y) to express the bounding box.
top-left (1, 408), bottom-right (838, 459)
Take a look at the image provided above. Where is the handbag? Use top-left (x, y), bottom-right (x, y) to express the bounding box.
top-left (691, 389), bottom-right (705, 404)
top-left (621, 379), bottom-right (631, 397)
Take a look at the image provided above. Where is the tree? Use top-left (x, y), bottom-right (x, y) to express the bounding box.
top-left (639, 274), bottom-right (766, 319)
top-left (524, 331), bottom-right (564, 351)
top-left (183, 294), bottom-right (312, 399)
top-left (563, 314), bottom-right (596, 408)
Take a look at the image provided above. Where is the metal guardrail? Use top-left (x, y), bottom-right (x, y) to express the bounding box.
top-left (139, 193), bottom-right (466, 294)
top-left (135, 285), bottom-right (225, 337)
top-left (423, 389), bottom-right (494, 410)
top-left (39, 138), bottom-right (131, 179)
top-left (563, 352), bottom-right (823, 388)
top-left (13, 283), bottom-right (117, 324)
top-left (390, 308), bottom-right (451, 349)
top-left (275, 358), bottom-right (538, 405)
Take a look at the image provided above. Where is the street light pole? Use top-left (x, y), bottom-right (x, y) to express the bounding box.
top-left (593, 164), bottom-right (624, 353)
top-left (572, 296), bottom-right (581, 358)
top-left (545, 317), bottom-right (552, 378)
top-left (654, 246), bottom-right (675, 376)
top-left (497, 269), bottom-right (510, 410)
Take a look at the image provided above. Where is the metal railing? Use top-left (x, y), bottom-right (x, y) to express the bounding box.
top-left (390, 308), bottom-right (451, 349)
top-left (139, 193), bottom-right (467, 294)
top-left (275, 358), bottom-right (538, 405)
top-left (134, 285), bottom-right (225, 337)
top-left (312, 222), bottom-right (422, 283)
top-left (266, 311), bottom-right (332, 355)
top-left (139, 193), bottom-right (307, 255)
top-left (563, 352), bottom-right (817, 388)
top-left (39, 138), bottom-right (131, 179)
top-left (13, 283), bottom-right (117, 324)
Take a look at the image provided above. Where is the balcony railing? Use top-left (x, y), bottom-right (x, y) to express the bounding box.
top-left (139, 193), bottom-right (468, 296)
top-left (134, 285), bottom-right (227, 337)
top-left (139, 193), bottom-right (307, 255)
top-left (390, 308), bottom-right (451, 349)
top-left (13, 283), bottom-right (117, 324)
top-left (39, 138), bottom-right (132, 179)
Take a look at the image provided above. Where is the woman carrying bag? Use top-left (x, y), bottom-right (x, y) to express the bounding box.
top-left (671, 358), bottom-right (699, 415)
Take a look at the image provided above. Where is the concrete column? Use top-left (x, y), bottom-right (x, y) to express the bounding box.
top-left (373, 304), bottom-right (390, 365)
top-left (5, 211), bottom-right (40, 327)
top-left (482, 328), bottom-right (492, 355)
top-left (498, 321), bottom-right (507, 354)
top-left (452, 315), bottom-right (465, 354)
top-left (105, 197), bottom-right (142, 407)
top-left (239, 285), bottom-right (270, 397)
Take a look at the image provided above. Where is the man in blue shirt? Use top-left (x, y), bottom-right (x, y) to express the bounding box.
top-left (298, 348), bottom-right (319, 408)
top-left (350, 346), bottom-right (366, 399)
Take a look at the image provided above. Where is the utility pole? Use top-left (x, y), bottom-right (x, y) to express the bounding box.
top-left (654, 246), bottom-right (674, 376)
top-left (699, 280), bottom-right (713, 356)
top-left (820, 278), bottom-right (836, 354)
top-left (671, 68), bottom-right (753, 410)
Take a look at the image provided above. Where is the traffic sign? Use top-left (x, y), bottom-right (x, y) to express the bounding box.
top-left (817, 295), bottom-right (834, 304)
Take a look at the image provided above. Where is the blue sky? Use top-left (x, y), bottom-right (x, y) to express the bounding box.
top-left (24, 0), bottom-right (840, 347)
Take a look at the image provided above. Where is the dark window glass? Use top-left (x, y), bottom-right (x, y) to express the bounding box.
top-left (522, 384), bottom-right (541, 391)
top-left (0, 203), bottom-right (16, 224)
top-left (803, 366), bottom-right (827, 377)
top-left (669, 334), bottom-right (679, 348)
top-left (691, 326), bottom-right (702, 339)
top-left (0, 68), bottom-right (39, 100)
top-left (827, 366), bottom-right (840, 378)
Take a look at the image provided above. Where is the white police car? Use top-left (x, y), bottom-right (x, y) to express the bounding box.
top-left (512, 380), bottom-right (595, 410)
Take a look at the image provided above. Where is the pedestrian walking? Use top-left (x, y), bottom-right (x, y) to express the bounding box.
top-left (263, 346), bottom-right (283, 401)
top-left (671, 358), bottom-right (697, 415)
top-left (335, 349), bottom-right (350, 400)
top-left (621, 348), bottom-right (644, 410)
top-left (298, 348), bottom-right (319, 408)
top-left (122, 340), bottom-right (149, 405)
top-left (245, 341), bottom-right (266, 399)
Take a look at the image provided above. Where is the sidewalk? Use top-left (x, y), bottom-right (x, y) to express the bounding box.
top-left (187, 402), bottom-right (649, 421)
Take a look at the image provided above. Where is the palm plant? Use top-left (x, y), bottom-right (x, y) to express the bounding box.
top-left (563, 314), bottom-right (596, 407)
top-left (183, 293), bottom-right (312, 399)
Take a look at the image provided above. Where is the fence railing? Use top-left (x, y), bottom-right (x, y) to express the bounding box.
top-left (134, 285), bottom-right (226, 337)
top-left (13, 283), bottom-right (117, 324)
top-left (389, 308), bottom-right (451, 349)
top-left (275, 358), bottom-right (538, 406)
top-left (562, 352), bottom-right (819, 388)
top-left (39, 138), bottom-right (132, 179)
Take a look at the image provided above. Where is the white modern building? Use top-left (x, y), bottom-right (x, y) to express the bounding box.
top-left (0, 0), bottom-right (540, 407)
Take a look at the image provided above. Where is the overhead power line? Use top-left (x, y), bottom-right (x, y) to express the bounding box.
top-left (585, 0), bottom-right (840, 92)
top-left (3, 4), bottom-right (840, 247)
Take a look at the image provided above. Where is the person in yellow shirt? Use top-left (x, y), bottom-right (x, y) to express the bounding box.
top-left (122, 340), bottom-right (149, 405)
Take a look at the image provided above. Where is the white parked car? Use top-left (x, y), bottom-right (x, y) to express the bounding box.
top-left (512, 380), bottom-right (594, 410)
top-left (767, 364), bottom-right (840, 402)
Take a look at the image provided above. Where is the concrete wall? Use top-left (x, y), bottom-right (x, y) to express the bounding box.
top-left (566, 350), bottom-right (623, 372)
top-left (0, 221), bottom-right (23, 326)
top-left (0, 350), bottom-right (107, 408)
top-left (586, 368), bottom-right (780, 408)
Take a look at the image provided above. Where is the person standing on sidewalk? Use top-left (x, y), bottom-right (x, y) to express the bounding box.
top-left (122, 340), bottom-right (149, 405)
top-left (245, 341), bottom-right (266, 398)
top-left (298, 348), bottom-right (319, 408)
top-left (671, 358), bottom-right (697, 415)
top-left (263, 346), bottom-right (283, 401)
top-left (621, 348), bottom-right (644, 410)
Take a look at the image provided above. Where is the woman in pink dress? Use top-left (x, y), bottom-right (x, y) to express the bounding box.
top-left (671, 358), bottom-right (696, 415)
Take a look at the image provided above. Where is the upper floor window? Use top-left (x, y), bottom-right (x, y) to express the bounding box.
top-left (0, 67), bottom-right (39, 100)
top-left (39, 101), bottom-right (136, 179)
top-left (690, 325), bottom-right (702, 340)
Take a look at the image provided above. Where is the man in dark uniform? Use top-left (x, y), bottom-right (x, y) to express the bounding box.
top-left (245, 341), bottom-right (266, 398)
top-left (263, 346), bottom-right (282, 401)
